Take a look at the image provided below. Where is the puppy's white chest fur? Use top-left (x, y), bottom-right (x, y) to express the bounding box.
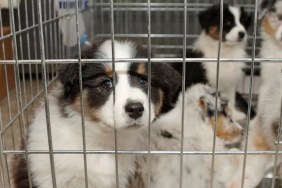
top-left (194, 32), bottom-right (245, 101)
top-left (27, 91), bottom-right (139, 188)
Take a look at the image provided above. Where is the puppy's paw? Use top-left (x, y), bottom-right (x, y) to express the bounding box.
top-left (233, 110), bottom-right (246, 121)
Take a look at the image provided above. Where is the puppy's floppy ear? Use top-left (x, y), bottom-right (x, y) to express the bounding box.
top-left (199, 94), bottom-right (218, 118)
top-left (58, 63), bottom-right (81, 97)
top-left (199, 96), bottom-right (208, 111)
top-left (152, 63), bottom-right (181, 113)
top-left (240, 7), bottom-right (252, 30)
top-left (198, 4), bottom-right (219, 30)
top-left (58, 41), bottom-right (101, 97)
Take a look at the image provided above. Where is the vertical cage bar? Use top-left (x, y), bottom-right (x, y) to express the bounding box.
top-left (92, 0), bottom-right (97, 38)
top-left (16, 0), bottom-right (28, 116)
top-left (53, 0), bottom-right (59, 72)
top-left (16, 0), bottom-right (28, 128)
top-left (74, 0), bottom-right (89, 187)
top-left (49, 0), bottom-right (55, 78)
top-left (210, 0), bottom-right (223, 187)
top-left (240, 1), bottom-right (258, 187)
top-left (10, 2), bottom-right (24, 144)
top-left (146, 0), bottom-right (152, 187)
top-left (37, 0), bottom-right (57, 187)
top-left (8, 0), bottom-right (33, 187)
top-left (0, 6), bottom-right (15, 149)
top-left (43, 0), bottom-right (49, 81)
top-left (24, 0), bottom-right (34, 102)
top-left (31, 0), bottom-right (40, 94)
top-left (179, 0), bottom-right (187, 188)
top-left (271, 99), bottom-right (282, 188)
top-left (110, 0), bottom-right (119, 187)
top-left (54, 18), bottom-right (58, 60)
top-left (65, 0), bottom-right (71, 58)
top-left (0, 108), bottom-right (6, 188)
top-left (0, 108), bottom-right (9, 188)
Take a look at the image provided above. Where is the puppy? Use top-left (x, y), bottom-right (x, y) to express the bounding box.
top-left (133, 84), bottom-right (243, 188)
top-left (172, 3), bottom-right (252, 121)
top-left (227, 1), bottom-right (282, 188)
top-left (12, 40), bottom-right (181, 188)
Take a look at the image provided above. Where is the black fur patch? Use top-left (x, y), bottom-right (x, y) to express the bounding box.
top-left (171, 49), bottom-right (208, 90)
top-left (198, 4), bottom-right (251, 41)
top-left (130, 63), bottom-right (182, 114)
top-left (151, 63), bottom-right (182, 113)
top-left (240, 7), bottom-right (252, 30)
top-left (161, 130), bottom-right (173, 138)
top-left (272, 121), bottom-right (280, 136)
top-left (12, 148), bottom-right (37, 188)
top-left (235, 92), bottom-right (256, 119)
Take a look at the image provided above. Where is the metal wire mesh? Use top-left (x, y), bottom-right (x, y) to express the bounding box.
top-left (0, 0), bottom-right (281, 188)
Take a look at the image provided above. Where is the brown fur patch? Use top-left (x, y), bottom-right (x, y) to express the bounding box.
top-left (208, 26), bottom-right (219, 40)
top-left (253, 127), bottom-right (270, 150)
top-left (209, 115), bottom-right (241, 141)
top-left (262, 16), bottom-right (277, 38)
top-left (199, 97), bottom-right (206, 110)
top-left (154, 89), bottom-right (164, 116)
top-left (72, 91), bottom-right (100, 122)
top-left (104, 65), bottom-right (113, 78)
top-left (136, 64), bottom-right (146, 76)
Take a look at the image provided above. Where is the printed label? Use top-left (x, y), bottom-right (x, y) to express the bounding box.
top-left (59, 0), bottom-right (88, 9)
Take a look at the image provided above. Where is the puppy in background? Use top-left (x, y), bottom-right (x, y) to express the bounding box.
top-left (133, 84), bottom-right (243, 188)
top-left (12, 40), bottom-right (181, 188)
top-left (172, 3), bottom-right (253, 121)
top-left (227, 0), bottom-right (282, 187)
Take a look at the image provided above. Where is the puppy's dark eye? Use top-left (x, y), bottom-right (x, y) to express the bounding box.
top-left (138, 77), bottom-right (147, 86)
top-left (229, 119), bottom-right (233, 123)
top-left (225, 21), bottom-right (232, 26)
top-left (101, 79), bottom-right (113, 89)
top-left (269, 7), bottom-right (276, 12)
top-left (278, 15), bottom-right (282, 20)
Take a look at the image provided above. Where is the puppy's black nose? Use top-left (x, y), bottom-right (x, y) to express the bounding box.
top-left (125, 102), bottom-right (144, 119)
top-left (238, 31), bottom-right (245, 39)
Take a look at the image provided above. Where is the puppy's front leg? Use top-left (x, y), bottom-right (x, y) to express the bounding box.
top-left (227, 154), bottom-right (270, 188)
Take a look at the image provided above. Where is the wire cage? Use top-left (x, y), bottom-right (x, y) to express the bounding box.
top-left (0, 0), bottom-right (281, 187)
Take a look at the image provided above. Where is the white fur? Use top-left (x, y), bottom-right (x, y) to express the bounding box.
top-left (194, 33), bottom-right (246, 121)
top-left (226, 7), bottom-right (248, 44)
top-left (136, 84), bottom-right (242, 188)
top-left (227, 3), bottom-right (282, 187)
top-left (27, 40), bottom-right (154, 188)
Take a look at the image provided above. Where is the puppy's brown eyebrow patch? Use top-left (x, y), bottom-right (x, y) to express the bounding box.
top-left (104, 65), bottom-right (113, 78)
top-left (136, 63), bottom-right (146, 75)
top-left (208, 26), bottom-right (219, 40)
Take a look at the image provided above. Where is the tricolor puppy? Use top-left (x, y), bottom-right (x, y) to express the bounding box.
top-left (132, 84), bottom-right (243, 188)
top-left (228, 1), bottom-right (282, 187)
top-left (173, 3), bottom-right (253, 121)
top-left (12, 40), bottom-right (181, 188)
